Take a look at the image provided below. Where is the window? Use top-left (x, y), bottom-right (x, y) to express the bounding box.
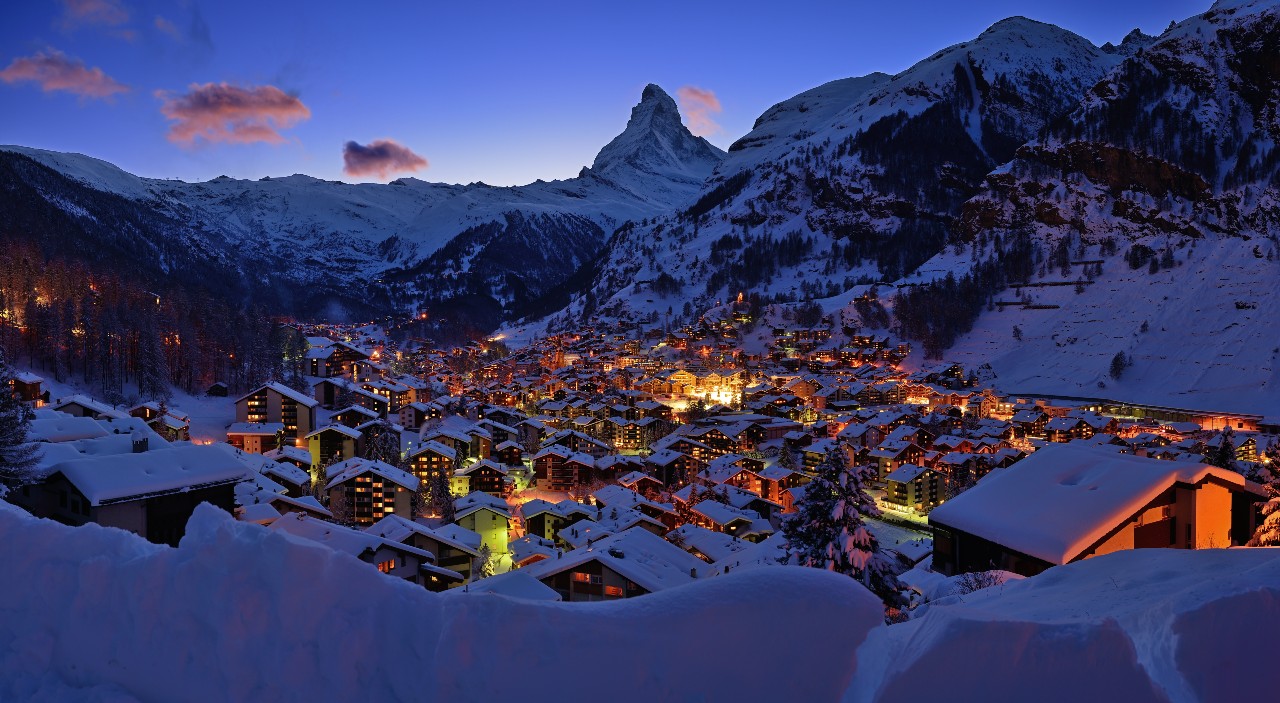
top-left (590, 574), bottom-right (602, 585)
top-left (604, 585), bottom-right (624, 597)
top-left (377, 559), bottom-right (395, 573)
top-left (572, 572), bottom-right (590, 583)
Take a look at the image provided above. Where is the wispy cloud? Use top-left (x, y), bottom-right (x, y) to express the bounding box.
top-left (343, 139), bottom-right (428, 179)
top-left (154, 15), bottom-right (181, 39)
top-left (157, 83), bottom-right (310, 145)
top-left (676, 85), bottom-right (723, 137)
top-left (0, 49), bottom-right (129, 99)
top-left (59, 0), bottom-right (129, 28)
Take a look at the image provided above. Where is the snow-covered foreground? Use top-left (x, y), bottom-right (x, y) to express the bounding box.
top-left (0, 502), bottom-right (879, 702)
top-left (2, 500), bottom-right (1276, 702)
top-left (850, 548), bottom-right (1280, 703)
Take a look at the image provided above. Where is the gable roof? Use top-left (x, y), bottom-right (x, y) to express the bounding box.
top-left (324, 457), bottom-right (418, 491)
top-left (929, 443), bottom-right (1258, 565)
top-left (52, 444), bottom-right (249, 506)
top-left (523, 527), bottom-right (706, 593)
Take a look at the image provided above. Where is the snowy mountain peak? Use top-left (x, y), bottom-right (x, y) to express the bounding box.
top-left (589, 84), bottom-right (725, 186)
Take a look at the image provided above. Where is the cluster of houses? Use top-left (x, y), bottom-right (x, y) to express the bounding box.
top-left (5, 319), bottom-right (1276, 604)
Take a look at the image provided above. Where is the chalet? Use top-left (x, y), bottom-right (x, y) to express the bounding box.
top-left (305, 424), bottom-right (361, 467)
top-left (508, 535), bottom-right (561, 569)
top-left (666, 523), bottom-right (751, 564)
top-left (453, 491), bottom-right (512, 560)
top-left (365, 514), bottom-right (480, 584)
top-left (520, 499), bottom-right (570, 542)
top-left (51, 395), bottom-right (123, 420)
top-left (929, 443), bottom-right (1267, 577)
top-left (492, 440), bottom-right (523, 468)
top-left (226, 422), bottom-right (286, 454)
top-left (324, 457), bottom-right (418, 525)
top-left (20, 444), bottom-right (247, 546)
top-left (867, 440), bottom-right (925, 479)
top-left (1010, 408), bottom-right (1049, 438)
top-left (10, 371), bottom-right (44, 406)
top-left (884, 464), bottom-right (945, 513)
top-left (270, 512), bottom-right (462, 591)
top-left (235, 383), bottom-right (318, 440)
top-left (1045, 417), bottom-right (1094, 443)
top-left (532, 445), bottom-right (596, 492)
top-left (398, 402), bottom-right (439, 431)
top-left (521, 528), bottom-right (704, 602)
top-left (456, 458), bottom-right (508, 496)
top-left (332, 405), bottom-right (380, 428)
top-left (409, 440), bottom-right (457, 490)
top-left (618, 470), bottom-right (664, 496)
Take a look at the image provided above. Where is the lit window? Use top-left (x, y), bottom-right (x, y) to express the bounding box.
top-left (377, 560), bottom-right (395, 573)
top-left (604, 585), bottom-right (624, 597)
top-left (572, 572), bottom-right (590, 583)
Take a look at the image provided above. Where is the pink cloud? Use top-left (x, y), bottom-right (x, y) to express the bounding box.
top-left (0, 50), bottom-right (129, 99)
top-left (154, 15), bottom-right (181, 39)
top-left (343, 139), bottom-right (429, 179)
top-left (676, 85), bottom-right (723, 137)
top-left (60, 0), bottom-right (129, 28)
top-left (157, 83), bottom-right (311, 145)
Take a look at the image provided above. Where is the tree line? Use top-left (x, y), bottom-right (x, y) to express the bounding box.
top-left (0, 242), bottom-right (305, 404)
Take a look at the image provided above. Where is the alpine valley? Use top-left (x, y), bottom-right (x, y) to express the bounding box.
top-left (5, 0), bottom-right (1280, 414)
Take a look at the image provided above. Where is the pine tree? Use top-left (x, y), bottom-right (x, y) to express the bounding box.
top-left (472, 543), bottom-right (495, 580)
top-left (778, 446), bottom-right (799, 471)
top-left (362, 420), bottom-right (401, 464)
top-left (782, 443), bottom-right (905, 609)
top-left (1110, 351), bottom-right (1129, 380)
top-left (1206, 428), bottom-right (1238, 472)
top-left (0, 347), bottom-right (39, 487)
top-left (137, 317), bottom-right (171, 401)
top-left (1247, 450), bottom-right (1280, 546)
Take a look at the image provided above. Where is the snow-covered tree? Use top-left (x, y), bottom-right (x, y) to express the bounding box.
top-left (361, 420), bottom-right (401, 464)
top-left (783, 443), bottom-right (905, 609)
top-left (1206, 427), bottom-right (1238, 472)
top-left (472, 544), bottom-right (495, 580)
top-left (0, 347), bottom-right (38, 487)
top-left (1247, 454), bottom-right (1280, 546)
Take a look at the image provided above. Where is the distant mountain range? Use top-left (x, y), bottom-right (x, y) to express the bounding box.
top-left (0, 84), bottom-right (723, 326)
top-left (5, 0), bottom-right (1280, 412)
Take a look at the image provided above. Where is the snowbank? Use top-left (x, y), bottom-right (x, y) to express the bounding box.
top-left (846, 548), bottom-right (1280, 703)
top-left (0, 502), bottom-right (881, 702)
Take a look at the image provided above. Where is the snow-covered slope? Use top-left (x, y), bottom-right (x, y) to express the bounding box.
top-left (0, 84), bottom-right (723, 323)
top-left (522, 17), bottom-right (1124, 336)
top-left (927, 0), bottom-right (1280, 414)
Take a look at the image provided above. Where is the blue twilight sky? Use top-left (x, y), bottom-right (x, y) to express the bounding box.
top-left (1, 0), bottom-right (1210, 186)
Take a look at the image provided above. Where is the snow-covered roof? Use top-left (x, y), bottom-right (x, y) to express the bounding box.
top-left (667, 524), bottom-right (750, 562)
top-left (227, 422), bottom-right (285, 436)
top-left (28, 416), bottom-right (110, 443)
top-left (523, 527), bottom-right (705, 593)
top-left (269, 512), bottom-right (434, 563)
top-left (236, 382), bottom-right (319, 409)
top-left (324, 457), bottom-right (418, 491)
top-left (450, 570), bottom-right (561, 601)
top-left (929, 443), bottom-right (1256, 564)
top-left (453, 491), bottom-right (512, 520)
top-left (51, 444), bottom-right (250, 506)
top-left (365, 515), bottom-right (480, 557)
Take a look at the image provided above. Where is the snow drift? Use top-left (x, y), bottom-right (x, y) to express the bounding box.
top-left (847, 548), bottom-right (1280, 703)
top-left (3, 499), bottom-right (1278, 702)
top-left (0, 502), bottom-right (880, 702)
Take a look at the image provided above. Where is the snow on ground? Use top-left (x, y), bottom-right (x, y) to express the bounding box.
top-left (847, 547), bottom-right (1280, 703)
top-left (0, 502), bottom-right (881, 702)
